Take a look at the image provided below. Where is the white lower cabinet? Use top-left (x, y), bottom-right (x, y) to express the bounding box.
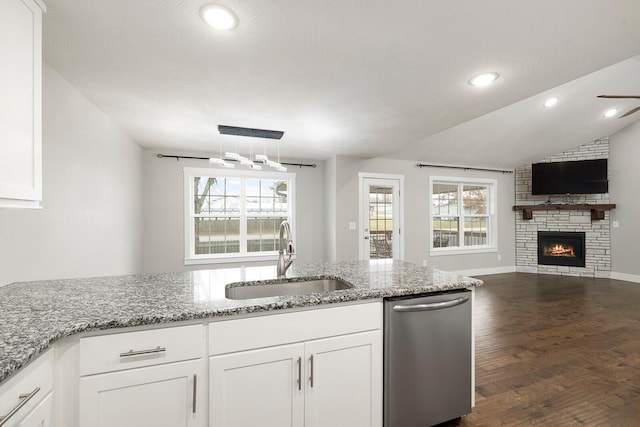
top-left (76, 325), bottom-right (206, 427)
top-left (17, 392), bottom-right (55, 427)
top-left (210, 344), bottom-right (305, 427)
top-left (304, 332), bottom-right (382, 427)
top-left (209, 330), bottom-right (382, 427)
top-left (0, 349), bottom-right (55, 427)
top-left (78, 359), bottom-right (204, 427)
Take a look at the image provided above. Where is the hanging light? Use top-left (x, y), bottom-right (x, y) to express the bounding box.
top-left (239, 156), bottom-right (254, 166)
top-left (209, 157), bottom-right (235, 168)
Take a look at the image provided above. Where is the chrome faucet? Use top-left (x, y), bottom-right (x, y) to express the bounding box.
top-left (277, 220), bottom-right (295, 278)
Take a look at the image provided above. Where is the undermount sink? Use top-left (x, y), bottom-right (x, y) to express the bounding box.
top-left (225, 278), bottom-right (353, 300)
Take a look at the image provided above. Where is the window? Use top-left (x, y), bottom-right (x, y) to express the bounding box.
top-left (184, 167), bottom-right (295, 264)
top-left (429, 177), bottom-right (497, 255)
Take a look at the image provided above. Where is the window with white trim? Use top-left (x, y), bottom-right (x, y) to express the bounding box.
top-left (429, 177), bottom-right (497, 254)
top-left (184, 167), bottom-right (295, 264)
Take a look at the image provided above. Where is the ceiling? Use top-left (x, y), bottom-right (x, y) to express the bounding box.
top-left (43, 0), bottom-right (640, 169)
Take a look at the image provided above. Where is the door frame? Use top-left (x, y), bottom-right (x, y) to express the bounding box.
top-left (358, 173), bottom-right (405, 261)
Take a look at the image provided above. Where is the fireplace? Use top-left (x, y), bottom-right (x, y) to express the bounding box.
top-left (538, 231), bottom-right (586, 267)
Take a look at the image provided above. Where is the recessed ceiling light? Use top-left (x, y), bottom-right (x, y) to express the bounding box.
top-left (603, 108), bottom-right (618, 118)
top-left (543, 97), bottom-right (558, 108)
top-left (200, 4), bottom-right (238, 30)
top-left (468, 72), bottom-right (499, 87)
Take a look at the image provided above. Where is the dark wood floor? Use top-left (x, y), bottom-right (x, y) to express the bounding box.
top-left (441, 272), bottom-right (640, 427)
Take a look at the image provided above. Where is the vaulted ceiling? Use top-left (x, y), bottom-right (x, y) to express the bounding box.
top-left (43, 0), bottom-right (640, 169)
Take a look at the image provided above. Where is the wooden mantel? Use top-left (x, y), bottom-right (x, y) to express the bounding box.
top-left (513, 203), bottom-right (617, 221)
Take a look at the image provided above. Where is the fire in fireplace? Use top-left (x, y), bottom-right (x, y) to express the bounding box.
top-left (538, 231), bottom-right (586, 267)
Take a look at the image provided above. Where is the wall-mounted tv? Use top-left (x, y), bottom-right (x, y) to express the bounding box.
top-left (531, 158), bottom-right (608, 195)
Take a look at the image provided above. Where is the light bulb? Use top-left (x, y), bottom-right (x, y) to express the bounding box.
top-left (468, 72), bottom-right (499, 87)
top-left (255, 154), bottom-right (269, 163)
top-left (603, 108), bottom-right (618, 118)
top-left (200, 4), bottom-right (238, 30)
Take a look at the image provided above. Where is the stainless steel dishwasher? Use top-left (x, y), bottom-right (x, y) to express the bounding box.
top-left (384, 290), bottom-right (472, 426)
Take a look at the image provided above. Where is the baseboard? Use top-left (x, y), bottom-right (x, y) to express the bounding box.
top-left (610, 272), bottom-right (640, 284)
top-left (454, 266), bottom-right (517, 277)
top-left (516, 266), bottom-right (538, 274)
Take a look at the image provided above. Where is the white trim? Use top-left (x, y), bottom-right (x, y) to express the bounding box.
top-left (610, 272), bottom-right (640, 283)
top-left (516, 266), bottom-right (538, 274)
top-left (183, 167), bottom-right (296, 264)
top-left (429, 176), bottom-right (498, 256)
top-left (0, 198), bottom-right (42, 209)
top-left (358, 173), bottom-right (405, 261)
top-left (184, 254), bottom-right (278, 265)
top-left (430, 246), bottom-right (497, 256)
top-left (358, 172), bottom-right (405, 181)
top-left (453, 266), bottom-right (517, 277)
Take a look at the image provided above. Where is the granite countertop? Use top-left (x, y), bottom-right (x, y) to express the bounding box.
top-left (0, 260), bottom-right (482, 384)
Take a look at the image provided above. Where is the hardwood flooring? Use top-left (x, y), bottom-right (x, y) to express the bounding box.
top-left (440, 273), bottom-right (640, 427)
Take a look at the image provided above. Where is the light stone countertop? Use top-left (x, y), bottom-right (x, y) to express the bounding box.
top-left (0, 260), bottom-right (482, 384)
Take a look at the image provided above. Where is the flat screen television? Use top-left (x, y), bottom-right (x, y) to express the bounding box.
top-left (531, 158), bottom-right (608, 195)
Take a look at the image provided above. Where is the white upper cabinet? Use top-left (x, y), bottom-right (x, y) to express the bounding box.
top-left (0, 0), bottom-right (46, 209)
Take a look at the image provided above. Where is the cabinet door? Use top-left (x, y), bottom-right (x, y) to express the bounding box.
top-left (305, 331), bottom-right (382, 427)
top-left (0, 0), bottom-right (43, 207)
top-left (209, 344), bottom-right (304, 427)
top-left (18, 392), bottom-right (54, 427)
top-left (79, 359), bottom-right (204, 427)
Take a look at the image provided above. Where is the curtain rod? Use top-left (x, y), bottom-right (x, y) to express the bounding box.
top-left (416, 163), bottom-right (513, 174)
top-left (156, 153), bottom-right (317, 168)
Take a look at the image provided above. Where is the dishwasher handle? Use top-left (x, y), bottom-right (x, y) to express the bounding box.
top-left (392, 296), bottom-right (469, 312)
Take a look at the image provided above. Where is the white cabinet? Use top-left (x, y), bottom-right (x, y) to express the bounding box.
top-left (78, 359), bottom-right (204, 427)
top-left (210, 344), bottom-right (305, 427)
top-left (0, 0), bottom-right (45, 208)
top-left (208, 303), bottom-right (383, 427)
top-left (0, 349), bottom-right (55, 427)
top-left (16, 392), bottom-right (54, 427)
top-left (77, 325), bottom-right (205, 427)
top-left (304, 332), bottom-right (382, 427)
top-left (210, 331), bottom-right (381, 427)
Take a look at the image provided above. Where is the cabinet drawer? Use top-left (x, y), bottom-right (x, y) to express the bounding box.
top-left (0, 349), bottom-right (54, 427)
top-left (210, 302), bottom-right (382, 355)
top-left (79, 325), bottom-right (204, 376)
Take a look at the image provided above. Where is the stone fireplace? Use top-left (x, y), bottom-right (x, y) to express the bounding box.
top-left (514, 139), bottom-right (612, 278)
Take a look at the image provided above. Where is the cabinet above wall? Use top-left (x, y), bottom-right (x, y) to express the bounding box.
top-left (0, 0), bottom-right (46, 209)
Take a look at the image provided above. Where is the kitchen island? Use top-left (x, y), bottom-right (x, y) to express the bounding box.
top-left (0, 260), bottom-right (481, 427)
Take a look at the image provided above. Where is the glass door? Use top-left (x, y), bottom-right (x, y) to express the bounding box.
top-left (360, 177), bottom-right (401, 260)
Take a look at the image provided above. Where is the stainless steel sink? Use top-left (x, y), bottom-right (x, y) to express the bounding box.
top-left (225, 278), bottom-right (353, 300)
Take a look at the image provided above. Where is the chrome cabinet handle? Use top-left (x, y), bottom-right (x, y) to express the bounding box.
top-left (0, 387), bottom-right (40, 426)
top-left (192, 374), bottom-right (197, 414)
top-left (119, 346), bottom-right (166, 358)
top-left (392, 296), bottom-right (469, 312)
top-left (309, 355), bottom-right (314, 388)
top-left (297, 357), bottom-right (302, 391)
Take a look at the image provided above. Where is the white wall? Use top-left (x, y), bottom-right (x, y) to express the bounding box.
top-left (331, 156), bottom-right (515, 273)
top-left (142, 149), bottom-right (325, 273)
top-left (0, 64), bottom-right (143, 286)
top-left (323, 156), bottom-right (337, 262)
top-left (609, 120), bottom-right (640, 280)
